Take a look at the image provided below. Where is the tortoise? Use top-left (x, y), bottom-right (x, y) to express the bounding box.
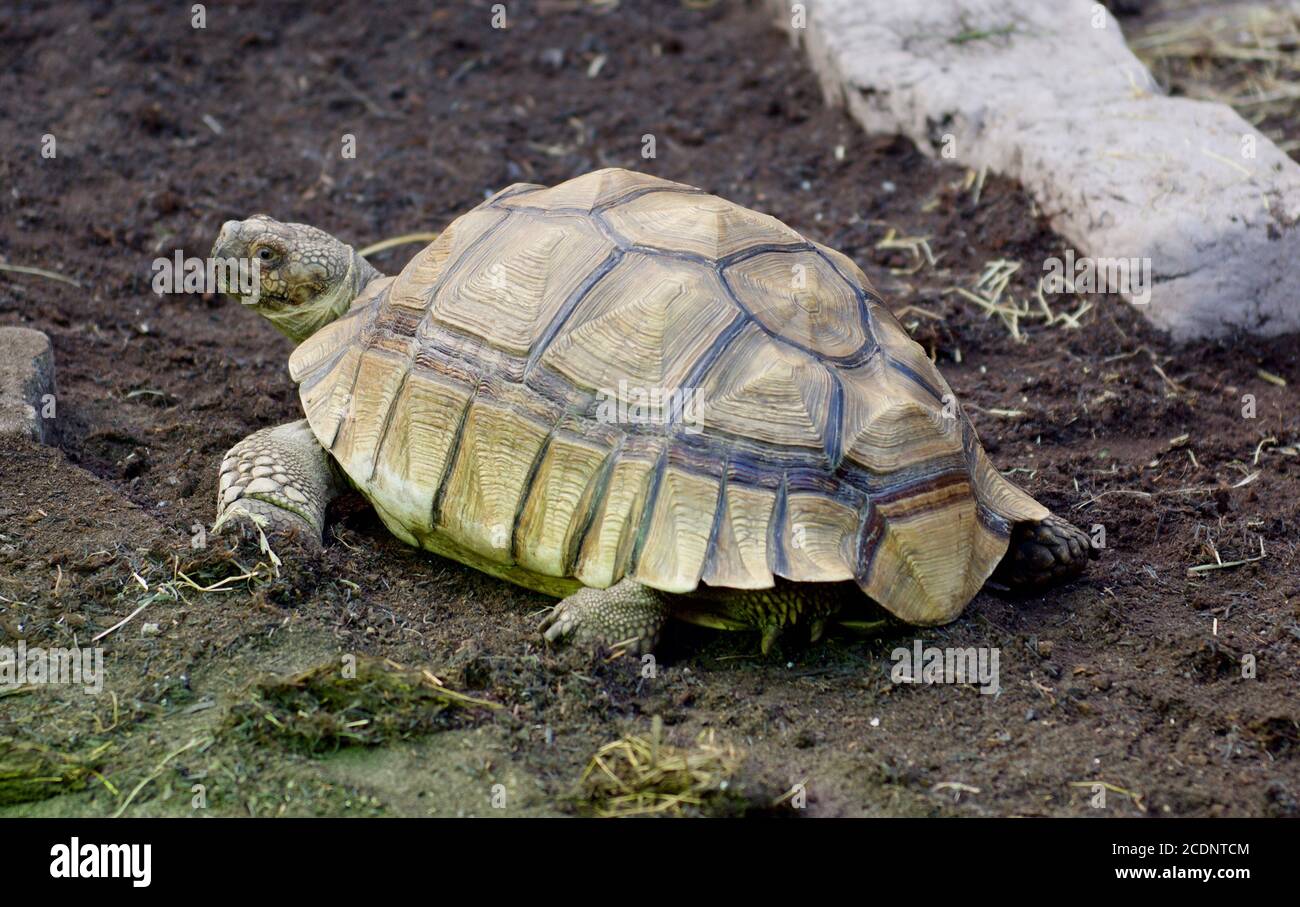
top-left (211, 168), bottom-right (1095, 654)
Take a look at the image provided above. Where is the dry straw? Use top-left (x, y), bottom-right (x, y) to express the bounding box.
top-left (580, 716), bottom-right (745, 817)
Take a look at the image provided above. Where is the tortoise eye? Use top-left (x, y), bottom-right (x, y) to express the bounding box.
top-left (256, 247), bottom-right (276, 262)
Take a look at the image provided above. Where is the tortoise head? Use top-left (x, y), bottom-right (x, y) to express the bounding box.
top-left (211, 215), bottom-right (380, 344)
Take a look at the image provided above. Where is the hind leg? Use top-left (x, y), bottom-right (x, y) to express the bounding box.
top-left (992, 513), bottom-right (1097, 589)
top-left (214, 419), bottom-right (340, 551)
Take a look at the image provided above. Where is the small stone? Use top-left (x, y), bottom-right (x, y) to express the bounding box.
top-left (0, 327), bottom-right (57, 444)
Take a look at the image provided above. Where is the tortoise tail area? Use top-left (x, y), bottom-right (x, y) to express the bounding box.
top-left (846, 435), bottom-right (1065, 626)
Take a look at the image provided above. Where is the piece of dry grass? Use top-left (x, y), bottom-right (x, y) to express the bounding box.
top-left (357, 232), bottom-right (440, 258)
top-left (944, 258), bottom-right (1089, 342)
top-left (580, 718), bottom-right (745, 817)
top-left (1187, 535), bottom-right (1268, 576)
top-left (1069, 779), bottom-right (1147, 812)
top-left (0, 261), bottom-right (82, 288)
top-left (875, 226), bottom-right (940, 275)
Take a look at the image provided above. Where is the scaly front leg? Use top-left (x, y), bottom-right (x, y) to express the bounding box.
top-left (541, 580), bottom-right (672, 656)
top-left (215, 419), bottom-right (340, 550)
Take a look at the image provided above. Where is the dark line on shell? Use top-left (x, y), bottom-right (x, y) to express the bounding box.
top-left (428, 380), bottom-right (480, 530)
top-left (616, 240), bottom-right (813, 270)
top-left (887, 359), bottom-right (945, 402)
top-left (716, 263), bottom-right (877, 369)
top-left (413, 208), bottom-right (512, 341)
top-left (976, 502), bottom-right (1011, 539)
top-left (671, 310), bottom-right (749, 428)
top-left (326, 359), bottom-right (367, 456)
top-left (296, 342), bottom-right (349, 402)
top-left (855, 500), bottom-right (885, 587)
top-left (510, 426), bottom-right (557, 564)
top-left (874, 468), bottom-right (973, 511)
top-left (367, 363), bottom-right (411, 484)
top-left (308, 300), bottom-right (381, 452)
top-left (767, 472), bottom-right (790, 579)
top-left (523, 247), bottom-right (624, 379)
top-left (825, 369), bottom-right (845, 469)
top-left (590, 211), bottom-right (632, 250)
top-left (593, 184), bottom-right (706, 213)
top-left (717, 241), bottom-right (815, 268)
top-left (363, 283), bottom-right (416, 483)
top-left (699, 447), bottom-right (730, 583)
top-left (566, 437), bottom-right (623, 577)
top-left (497, 184), bottom-right (705, 220)
top-left (836, 455), bottom-right (971, 499)
top-left (628, 447), bottom-right (669, 576)
top-left (812, 245), bottom-right (882, 362)
top-left (486, 183), bottom-right (546, 207)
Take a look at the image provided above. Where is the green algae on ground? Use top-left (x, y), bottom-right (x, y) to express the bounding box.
top-left (224, 656), bottom-right (498, 754)
top-left (0, 737), bottom-right (113, 806)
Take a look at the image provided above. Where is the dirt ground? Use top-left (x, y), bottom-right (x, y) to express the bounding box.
top-left (1, 0), bottom-right (1296, 817)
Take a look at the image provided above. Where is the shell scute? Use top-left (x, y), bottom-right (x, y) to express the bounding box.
top-left (428, 213), bottom-right (616, 358)
top-left (723, 248), bottom-right (870, 361)
top-left (603, 189), bottom-right (804, 259)
top-left (497, 167), bottom-right (689, 213)
top-left (539, 252), bottom-right (739, 396)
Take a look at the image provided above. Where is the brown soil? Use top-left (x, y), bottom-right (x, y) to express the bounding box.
top-left (0, 0), bottom-right (1296, 817)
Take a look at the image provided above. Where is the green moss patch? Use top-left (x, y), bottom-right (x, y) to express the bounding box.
top-left (223, 656), bottom-right (497, 754)
top-left (0, 738), bottom-right (112, 806)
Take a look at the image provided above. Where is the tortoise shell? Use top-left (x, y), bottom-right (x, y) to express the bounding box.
top-left (288, 168), bottom-right (1048, 624)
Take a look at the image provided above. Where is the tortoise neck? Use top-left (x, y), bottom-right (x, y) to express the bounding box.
top-left (334, 250), bottom-right (383, 318)
top-left (350, 250), bottom-right (383, 295)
